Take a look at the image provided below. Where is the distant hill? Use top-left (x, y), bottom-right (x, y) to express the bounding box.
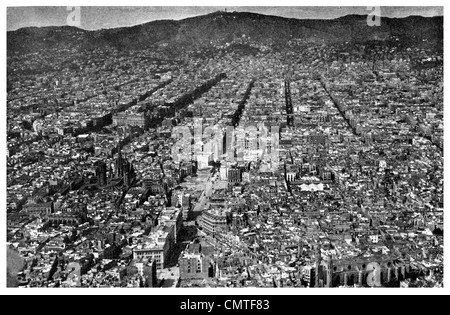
top-left (7, 11), bottom-right (443, 55)
top-left (7, 248), bottom-right (25, 287)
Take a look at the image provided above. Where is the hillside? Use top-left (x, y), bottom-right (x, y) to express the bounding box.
top-left (7, 11), bottom-right (443, 55)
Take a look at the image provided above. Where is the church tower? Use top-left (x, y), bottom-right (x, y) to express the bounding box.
top-left (116, 150), bottom-right (124, 178)
top-left (123, 159), bottom-right (131, 187)
top-left (96, 161), bottom-right (107, 186)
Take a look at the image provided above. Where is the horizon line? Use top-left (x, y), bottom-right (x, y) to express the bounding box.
top-left (7, 8), bottom-right (444, 32)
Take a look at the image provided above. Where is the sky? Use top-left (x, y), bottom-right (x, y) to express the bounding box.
top-left (7, 6), bottom-right (444, 31)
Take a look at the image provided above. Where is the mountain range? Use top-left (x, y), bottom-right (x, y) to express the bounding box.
top-left (7, 11), bottom-right (443, 55)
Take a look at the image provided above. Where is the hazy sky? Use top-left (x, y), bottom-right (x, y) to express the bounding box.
top-left (7, 6), bottom-right (444, 31)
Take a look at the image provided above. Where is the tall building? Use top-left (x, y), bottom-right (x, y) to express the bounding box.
top-left (220, 165), bottom-right (228, 180)
top-left (315, 245), bottom-right (321, 288)
top-left (116, 150), bottom-right (124, 178)
top-left (197, 152), bottom-right (212, 170)
top-left (23, 201), bottom-right (54, 218)
top-left (123, 160), bottom-right (131, 187)
top-left (113, 150), bottom-right (135, 187)
top-left (96, 161), bottom-right (107, 186)
top-left (201, 209), bottom-right (228, 234)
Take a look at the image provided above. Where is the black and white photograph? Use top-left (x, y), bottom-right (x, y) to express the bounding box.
top-left (4, 2), bottom-right (446, 295)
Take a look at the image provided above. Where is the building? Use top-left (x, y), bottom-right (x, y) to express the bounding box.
top-left (228, 168), bottom-right (241, 183)
top-left (201, 209), bottom-right (228, 234)
top-left (220, 165), bottom-right (228, 180)
top-left (197, 152), bottom-right (212, 170)
top-left (132, 236), bottom-right (166, 269)
top-left (96, 161), bottom-right (107, 186)
top-left (23, 201), bottom-right (54, 218)
top-left (171, 192), bottom-right (191, 220)
top-left (123, 160), bottom-right (131, 187)
top-left (113, 112), bottom-right (149, 129)
top-left (116, 151), bottom-right (124, 178)
top-left (134, 259), bottom-right (158, 287)
top-left (159, 207), bottom-right (183, 243)
top-left (47, 213), bottom-right (83, 226)
top-left (179, 242), bottom-right (216, 280)
top-left (132, 208), bottom-right (182, 269)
